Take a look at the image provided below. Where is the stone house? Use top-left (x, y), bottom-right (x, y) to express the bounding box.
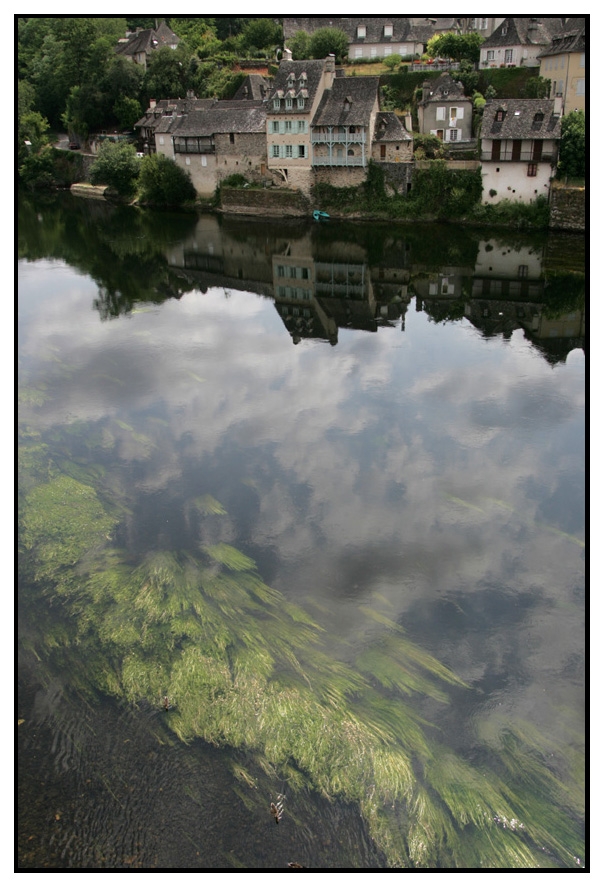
top-left (479, 98), bottom-right (562, 204)
top-left (283, 17), bottom-right (428, 60)
top-left (115, 20), bottom-right (179, 70)
top-left (266, 56), bottom-right (337, 193)
top-left (479, 17), bottom-right (564, 69)
top-left (417, 73), bottom-right (473, 143)
top-left (371, 112), bottom-right (413, 163)
top-left (153, 101), bottom-right (268, 198)
top-left (538, 18), bottom-right (586, 115)
top-left (135, 96), bottom-right (215, 154)
top-left (311, 76), bottom-right (380, 170)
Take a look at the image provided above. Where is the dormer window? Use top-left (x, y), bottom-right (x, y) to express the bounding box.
top-left (273, 97), bottom-right (280, 110)
top-left (384, 24), bottom-right (393, 37)
top-left (495, 109), bottom-right (506, 122)
top-left (297, 97), bottom-right (305, 109)
top-left (533, 112), bottom-right (544, 124)
top-left (285, 97), bottom-right (293, 110)
top-left (357, 25), bottom-right (366, 38)
top-left (299, 72), bottom-right (307, 83)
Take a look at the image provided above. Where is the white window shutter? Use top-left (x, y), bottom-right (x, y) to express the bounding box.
top-left (436, 107), bottom-right (445, 121)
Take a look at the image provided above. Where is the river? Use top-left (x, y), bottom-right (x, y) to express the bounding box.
top-left (17, 192), bottom-right (585, 870)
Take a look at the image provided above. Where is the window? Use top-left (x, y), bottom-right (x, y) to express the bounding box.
top-left (298, 145), bottom-right (306, 158)
top-left (357, 25), bottom-right (366, 37)
top-left (580, 52), bottom-right (585, 67)
top-left (355, 47), bottom-right (363, 58)
top-left (495, 109), bottom-right (505, 122)
top-left (159, 136), bottom-right (164, 145)
top-left (297, 97), bottom-right (305, 109)
top-left (577, 79), bottom-right (585, 96)
top-left (298, 120), bottom-right (306, 133)
top-left (448, 129), bottom-right (458, 141)
top-left (271, 121), bottom-right (279, 133)
top-left (229, 132), bottom-right (234, 144)
top-left (501, 25), bottom-right (508, 36)
top-left (518, 265), bottom-right (529, 278)
top-left (384, 47), bottom-right (392, 56)
top-left (285, 144), bottom-right (293, 158)
top-left (450, 107), bottom-right (458, 121)
top-left (277, 265), bottom-right (285, 277)
top-left (370, 47), bottom-right (377, 58)
top-left (273, 98), bottom-right (280, 110)
top-left (487, 50), bottom-right (495, 61)
top-left (185, 156), bottom-right (190, 165)
top-left (505, 49), bottom-right (513, 63)
top-left (384, 24), bottom-right (393, 37)
top-left (527, 163), bottom-right (537, 177)
top-left (285, 98), bottom-right (293, 110)
top-left (436, 106), bottom-right (446, 120)
top-left (272, 145), bottom-right (280, 158)
top-left (480, 18), bottom-right (487, 29)
top-left (285, 120), bottom-right (293, 132)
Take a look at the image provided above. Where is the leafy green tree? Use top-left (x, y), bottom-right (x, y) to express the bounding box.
top-left (170, 18), bottom-right (218, 55)
top-left (522, 76), bottom-right (551, 99)
top-left (426, 32), bottom-right (483, 64)
top-left (89, 141), bottom-right (140, 197)
top-left (138, 153), bottom-right (196, 205)
top-left (309, 27), bottom-right (349, 63)
top-left (558, 110), bottom-right (585, 179)
top-left (113, 96), bottom-right (143, 131)
top-left (143, 45), bottom-right (192, 101)
top-left (287, 30), bottom-right (311, 61)
top-left (239, 18), bottom-right (282, 56)
top-left (383, 53), bottom-right (402, 71)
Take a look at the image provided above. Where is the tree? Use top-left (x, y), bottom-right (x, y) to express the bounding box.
top-left (143, 45), bottom-right (192, 101)
top-left (113, 96), bottom-right (143, 131)
top-left (426, 32), bottom-right (483, 65)
top-left (287, 30), bottom-right (311, 61)
top-left (522, 76), bottom-right (551, 99)
top-left (239, 18), bottom-right (282, 56)
top-left (383, 53), bottom-right (402, 71)
top-left (558, 110), bottom-right (585, 179)
top-left (138, 153), bottom-right (196, 205)
top-left (309, 28), bottom-right (349, 63)
top-left (89, 141), bottom-right (140, 197)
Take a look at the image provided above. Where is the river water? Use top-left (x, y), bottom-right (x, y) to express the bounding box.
top-left (17, 192), bottom-right (585, 870)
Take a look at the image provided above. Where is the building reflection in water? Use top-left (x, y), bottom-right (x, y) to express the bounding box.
top-left (165, 217), bottom-right (584, 364)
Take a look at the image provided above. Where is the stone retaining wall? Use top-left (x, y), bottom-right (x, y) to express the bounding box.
top-left (220, 186), bottom-right (310, 217)
top-left (549, 183), bottom-right (585, 232)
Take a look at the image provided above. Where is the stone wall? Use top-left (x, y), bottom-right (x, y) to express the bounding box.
top-left (220, 186), bottom-right (310, 217)
top-left (312, 166), bottom-right (366, 189)
top-left (379, 162), bottom-right (414, 196)
top-left (549, 183), bottom-right (585, 232)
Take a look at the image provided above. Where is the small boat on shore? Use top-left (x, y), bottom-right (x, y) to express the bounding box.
top-left (313, 210), bottom-right (330, 221)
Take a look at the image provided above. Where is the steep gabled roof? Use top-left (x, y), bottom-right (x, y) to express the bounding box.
top-left (539, 18), bottom-right (586, 58)
top-left (170, 103), bottom-right (267, 137)
top-left (232, 74), bottom-right (271, 101)
top-left (373, 112), bottom-right (412, 142)
top-left (312, 76), bottom-right (379, 127)
top-left (482, 17), bottom-right (564, 49)
top-left (115, 20), bottom-right (179, 58)
top-left (283, 17), bottom-right (415, 44)
top-left (418, 73), bottom-right (469, 105)
top-left (267, 59), bottom-right (327, 110)
top-left (481, 98), bottom-right (562, 140)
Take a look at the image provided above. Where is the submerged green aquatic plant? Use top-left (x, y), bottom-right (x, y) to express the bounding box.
top-left (18, 444), bottom-right (584, 869)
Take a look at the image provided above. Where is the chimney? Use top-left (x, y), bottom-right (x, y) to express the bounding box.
top-left (325, 54), bottom-right (336, 72)
top-left (150, 98), bottom-right (156, 110)
top-left (283, 47), bottom-right (293, 61)
top-left (553, 93), bottom-right (563, 116)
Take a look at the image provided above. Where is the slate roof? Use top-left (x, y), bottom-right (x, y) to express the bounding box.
top-left (134, 98), bottom-right (214, 131)
top-left (481, 99), bottom-right (562, 140)
top-left (418, 73), bottom-right (468, 105)
top-left (283, 17), bottom-right (418, 45)
top-left (232, 74), bottom-right (271, 101)
top-left (373, 112), bottom-right (412, 142)
top-left (312, 77), bottom-right (379, 127)
top-left (169, 102), bottom-right (267, 138)
top-left (481, 17), bottom-right (564, 49)
top-left (538, 18), bottom-right (586, 58)
top-left (267, 59), bottom-right (328, 111)
top-left (116, 20), bottom-right (179, 58)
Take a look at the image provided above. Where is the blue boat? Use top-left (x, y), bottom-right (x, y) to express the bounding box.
top-left (313, 210), bottom-right (330, 221)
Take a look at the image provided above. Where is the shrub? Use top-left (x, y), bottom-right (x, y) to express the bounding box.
top-left (138, 153), bottom-right (197, 206)
top-left (90, 141), bottom-right (140, 198)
